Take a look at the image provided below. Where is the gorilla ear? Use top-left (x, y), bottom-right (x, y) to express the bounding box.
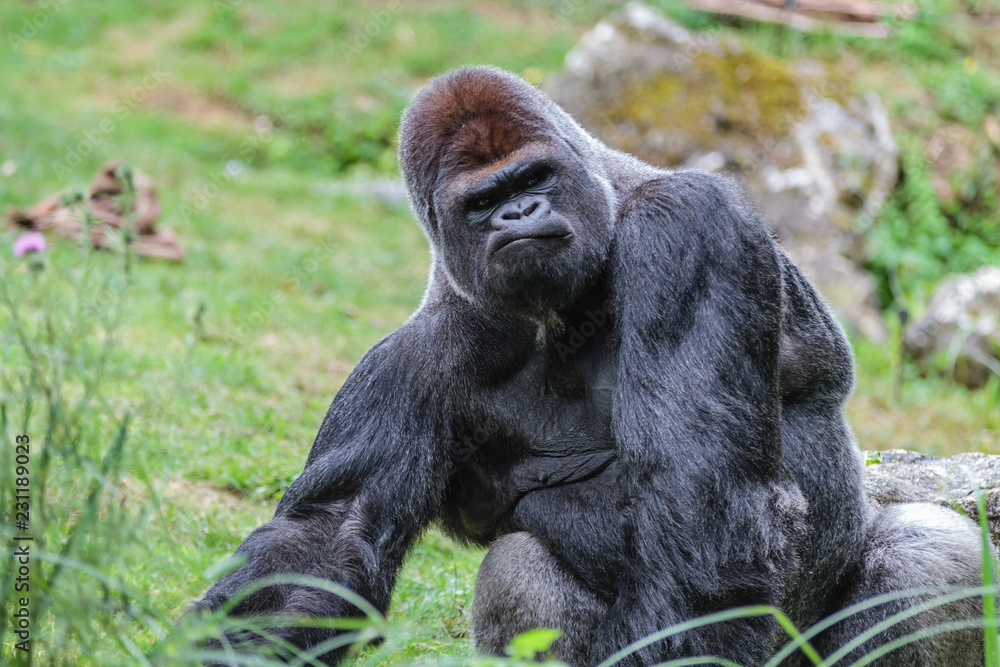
top-left (425, 204), bottom-right (439, 234)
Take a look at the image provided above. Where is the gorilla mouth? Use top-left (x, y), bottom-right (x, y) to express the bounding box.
top-left (491, 231), bottom-right (572, 255)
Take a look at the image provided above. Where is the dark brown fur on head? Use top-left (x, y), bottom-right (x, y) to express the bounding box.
top-left (398, 67), bottom-right (555, 231)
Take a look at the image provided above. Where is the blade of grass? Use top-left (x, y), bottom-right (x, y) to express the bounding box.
top-left (597, 605), bottom-right (821, 667)
top-left (978, 487), bottom-right (1000, 666)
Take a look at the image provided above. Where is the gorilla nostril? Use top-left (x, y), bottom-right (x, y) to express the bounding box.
top-left (501, 210), bottom-right (521, 220)
top-left (524, 201), bottom-right (539, 217)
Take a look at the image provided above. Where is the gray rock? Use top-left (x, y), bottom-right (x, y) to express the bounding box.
top-left (864, 449), bottom-right (1000, 548)
top-left (545, 1), bottom-right (894, 342)
top-left (902, 266), bottom-right (1000, 389)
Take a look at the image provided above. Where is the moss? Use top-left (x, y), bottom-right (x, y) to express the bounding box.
top-left (605, 42), bottom-right (806, 152)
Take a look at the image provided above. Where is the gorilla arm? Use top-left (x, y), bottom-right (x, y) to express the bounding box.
top-left (597, 171), bottom-right (806, 664)
top-left (194, 324), bottom-right (451, 661)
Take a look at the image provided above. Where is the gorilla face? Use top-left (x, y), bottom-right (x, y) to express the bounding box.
top-left (433, 141), bottom-right (613, 316)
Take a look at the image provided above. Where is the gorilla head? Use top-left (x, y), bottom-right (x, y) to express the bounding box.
top-left (398, 67), bottom-right (616, 317)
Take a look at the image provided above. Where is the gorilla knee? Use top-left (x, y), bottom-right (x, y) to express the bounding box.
top-left (473, 532), bottom-right (605, 665)
top-left (826, 503), bottom-right (988, 665)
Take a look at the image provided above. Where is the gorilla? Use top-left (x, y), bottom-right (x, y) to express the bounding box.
top-left (195, 66), bottom-right (988, 666)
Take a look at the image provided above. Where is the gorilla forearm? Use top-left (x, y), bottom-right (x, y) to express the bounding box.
top-left (199, 496), bottom-right (398, 616)
top-left (195, 331), bottom-right (450, 661)
top-left (196, 483), bottom-right (441, 663)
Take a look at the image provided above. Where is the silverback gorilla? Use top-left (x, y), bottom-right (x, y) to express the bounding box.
top-left (196, 66), bottom-right (987, 665)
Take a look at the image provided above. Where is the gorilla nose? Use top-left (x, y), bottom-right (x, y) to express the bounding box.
top-left (500, 199), bottom-right (542, 220)
top-left (497, 197), bottom-right (548, 224)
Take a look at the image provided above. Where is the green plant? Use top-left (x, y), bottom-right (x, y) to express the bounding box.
top-left (0, 171), bottom-right (149, 664)
top-left (866, 133), bottom-right (1000, 312)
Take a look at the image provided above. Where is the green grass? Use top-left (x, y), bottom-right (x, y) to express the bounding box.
top-left (0, 0), bottom-right (998, 664)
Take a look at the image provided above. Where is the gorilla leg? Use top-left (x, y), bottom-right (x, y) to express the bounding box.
top-left (819, 503), bottom-right (987, 665)
top-left (473, 532), bottom-right (607, 665)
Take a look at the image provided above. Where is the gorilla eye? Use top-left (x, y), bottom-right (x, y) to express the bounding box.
top-left (472, 196), bottom-right (492, 211)
top-left (522, 167), bottom-right (550, 189)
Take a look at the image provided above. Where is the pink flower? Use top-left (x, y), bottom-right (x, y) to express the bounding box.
top-left (14, 231), bottom-right (46, 257)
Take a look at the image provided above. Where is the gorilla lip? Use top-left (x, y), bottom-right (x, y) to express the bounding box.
top-left (491, 231), bottom-right (571, 255)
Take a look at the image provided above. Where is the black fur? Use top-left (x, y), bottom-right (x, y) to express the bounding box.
top-left (195, 66), bottom-right (987, 666)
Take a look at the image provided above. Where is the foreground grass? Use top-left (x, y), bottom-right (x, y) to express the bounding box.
top-left (1, 0), bottom-right (997, 663)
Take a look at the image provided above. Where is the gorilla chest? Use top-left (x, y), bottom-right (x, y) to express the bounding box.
top-left (488, 314), bottom-right (618, 456)
top-left (505, 342), bottom-right (617, 461)
top-left (443, 324), bottom-right (618, 541)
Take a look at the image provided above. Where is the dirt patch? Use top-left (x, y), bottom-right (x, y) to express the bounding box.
top-left (103, 12), bottom-right (203, 66)
top-left (162, 479), bottom-right (259, 517)
top-left (143, 86), bottom-right (255, 131)
top-left (263, 63), bottom-right (340, 99)
top-left (117, 477), bottom-right (255, 515)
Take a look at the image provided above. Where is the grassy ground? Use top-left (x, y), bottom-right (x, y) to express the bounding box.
top-left (0, 0), bottom-right (997, 664)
